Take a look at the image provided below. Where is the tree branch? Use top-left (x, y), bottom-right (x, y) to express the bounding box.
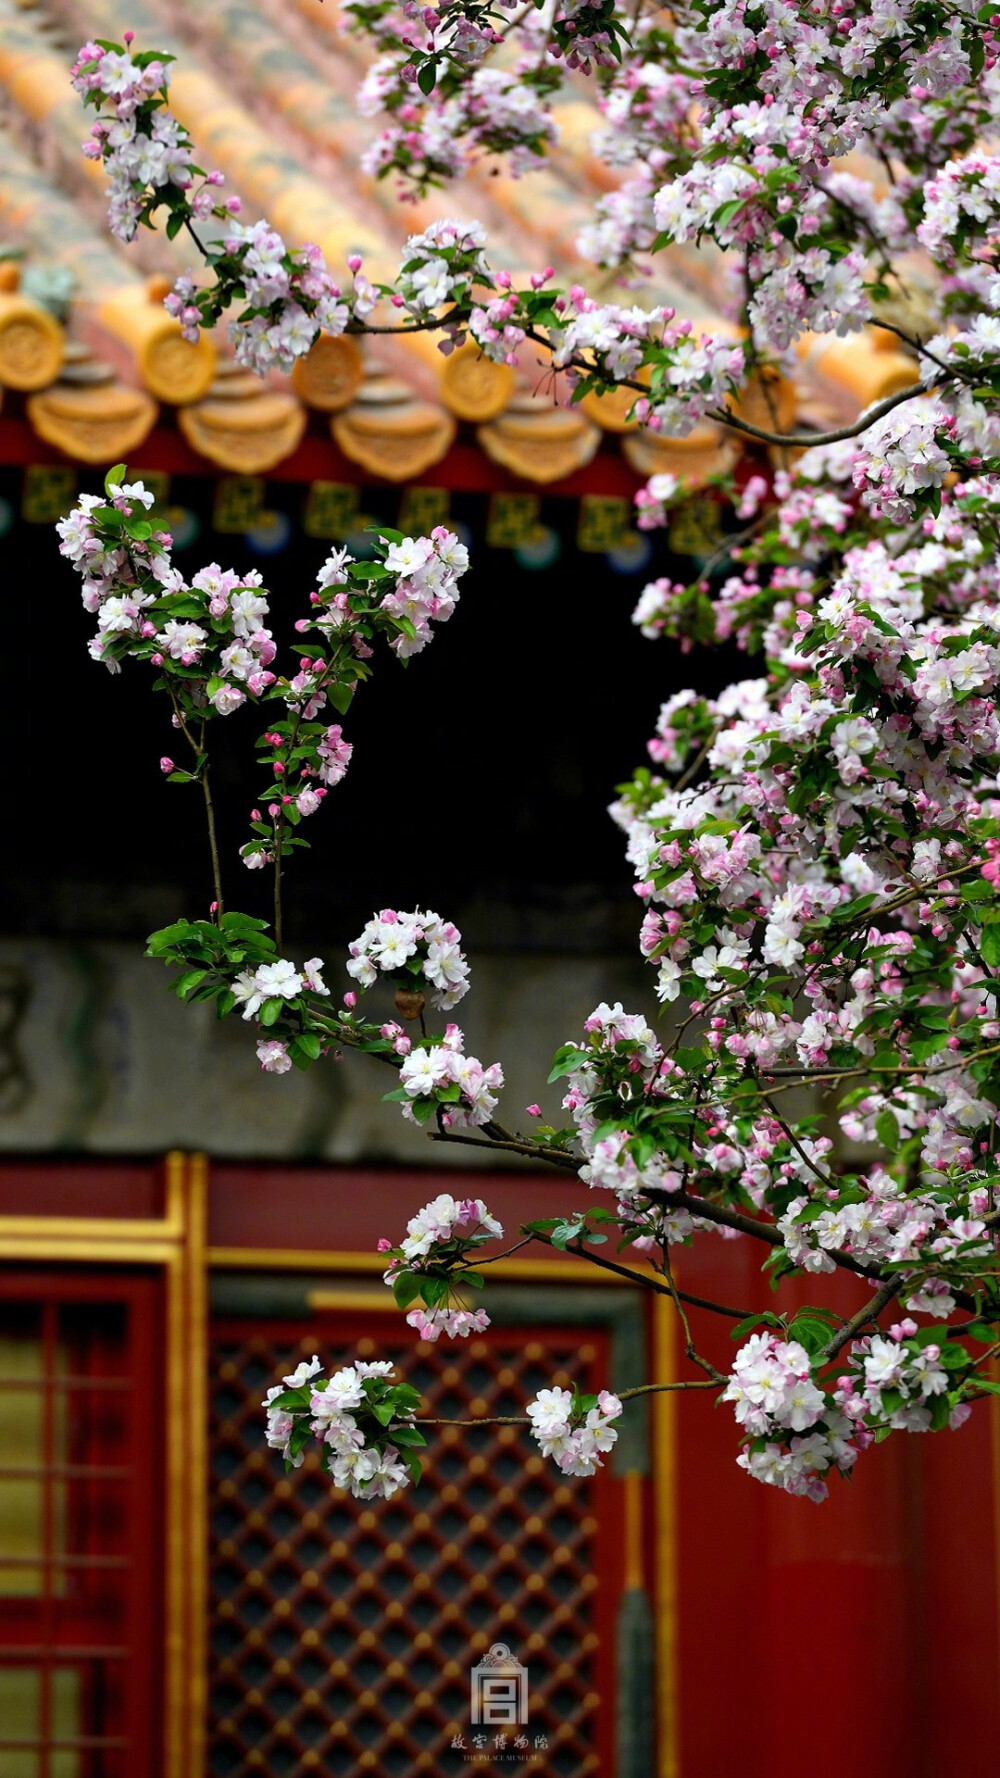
top-left (528, 1229), bottom-right (755, 1319)
top-left (416, 1377), bottom-right (720, 1424)
top-left (648, 1187), bottom-right (979, 1312)
top-left (822, 1277), bottom-right (899, 1362)
top-left (660, 1243), bottom-right (728, 1382)
top-left (429, 1128), bottom-right (581, 1170)
top-left (706, 378), bottom-right (935, 448)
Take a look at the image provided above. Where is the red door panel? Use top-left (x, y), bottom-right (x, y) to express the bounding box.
top-left (0, 1271), bottom-right (162, 1778)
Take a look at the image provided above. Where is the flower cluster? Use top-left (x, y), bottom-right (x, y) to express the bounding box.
top-left (263, 1355), bottom-right (425, 1497)
top-left (240, 526), bottom-right (467, 873)
top-left (74, 37), bottom-right (376, 376)
top-left (346, 908), bottom-right (471, 1011)
top-left (395, 219), bottom-right (491, 314)
top-left (526, 1387), bottom-right (623, 1477)
top-left (359, 59), bottom-right (560, 191)
top-left (170, 220), bottom-right (356, 376)
top-left (58, 468), bottom-right (466, 888)
top-left (230, 954), bottom-right (330, 1074)
top-left (834, 1323), bottom-right (974, 1436)
top-left (72, 39), bottom-right (201, 243)
top-left (727, 1319), bottom-right (978, 1502)
top-left (380, 1191), bottom-right (503, 1339)
top-left (57, 469), bottom-right (276, 713)
top-left (387, 1025), bottom-right (505, 1129)
top-left (725, 1331), bottom-right (857, 1502)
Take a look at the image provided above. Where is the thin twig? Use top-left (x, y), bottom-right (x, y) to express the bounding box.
top-left (200, 746), bottom-right (225, 919)
top-left (661, 1245), bottom-right (727, 1383)
top-left (429, 1128), bottom-right (580, 1171)
top-left (416, 1378), bottom-right (720, 1424)
top-left (531, 1231), bottom-right (756, 1318)
top-left (167, 692), bottom-right (224, 919)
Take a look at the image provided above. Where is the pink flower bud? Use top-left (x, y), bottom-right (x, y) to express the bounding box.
top-left (526, 1103), bottom-right (541, 1117)
top-left (343, 990), bottom-right (357, 1008)
top-left (160, 757), bottom-right (174, 773)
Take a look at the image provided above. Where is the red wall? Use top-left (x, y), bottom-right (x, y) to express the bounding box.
top-left (675, 1233), bottom-right (1000, 1778)
top-left (3, 1157), bottom-right (999, 1775)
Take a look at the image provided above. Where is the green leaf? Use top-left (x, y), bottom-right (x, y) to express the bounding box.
top-left (328, 680), bottom-right (354, 715)
top-left (259, 998), bottom-right (285, 1027)
top-left (392, 1271), bottom-right (423, 1310)
top-left (266, 1387), bottom-right (310, 1410)
top-left (174, 968), bottom-right (208, 998)
top-left (146, 920), bottom-right (198, 954)
top-left (288, 1420), bottom-right (312, 1459)
top-left (730, 1312), bottom-right (783, 1341)
top-left (417, 59), bottom-right (437, 94)
top-left (387, 1423), bottom-right (426, 1447)
top-left (105, 463), bottom-right (127, 489)
top-left (787, 1309), bottom-right (839, 1355)
top-left (712, 196), bottom-right (748, 229)
top-left (876, 1109), bottom-right (900, 1153)
top-left (547, 1045), bottom-right (587, 1083)
top-left (400, 1449), bottom-right (423, 1483)
top-left (981, 923), bottom-right (1000, 967)
top-left (219, 911), bottom-right (272, 937)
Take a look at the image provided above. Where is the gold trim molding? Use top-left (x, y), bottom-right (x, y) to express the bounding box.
top-left (208, 1244), bottom-right (658, 1286)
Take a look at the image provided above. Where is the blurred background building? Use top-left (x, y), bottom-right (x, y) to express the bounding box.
top-left (0, 1), bottom-right (996, 1775)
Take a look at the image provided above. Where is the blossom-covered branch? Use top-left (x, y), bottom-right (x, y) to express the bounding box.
top-left (61, 0), bottom-right (1000, 1507)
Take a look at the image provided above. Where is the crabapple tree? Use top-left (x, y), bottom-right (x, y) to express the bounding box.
top-left (61, 0), bottom-right (1000, 1501)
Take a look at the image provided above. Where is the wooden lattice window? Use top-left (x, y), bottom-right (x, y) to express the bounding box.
top-left (0, 1271), bottom-right (161, 1778)
top-left (209, 1311), bottom-right (623, 1776)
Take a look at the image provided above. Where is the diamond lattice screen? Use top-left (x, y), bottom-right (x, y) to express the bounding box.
top-left (209, 1312), bottom-right (619, 1777)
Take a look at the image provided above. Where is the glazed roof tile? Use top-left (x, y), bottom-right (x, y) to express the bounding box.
top-left (0, 0), bottom-right (921, 484)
